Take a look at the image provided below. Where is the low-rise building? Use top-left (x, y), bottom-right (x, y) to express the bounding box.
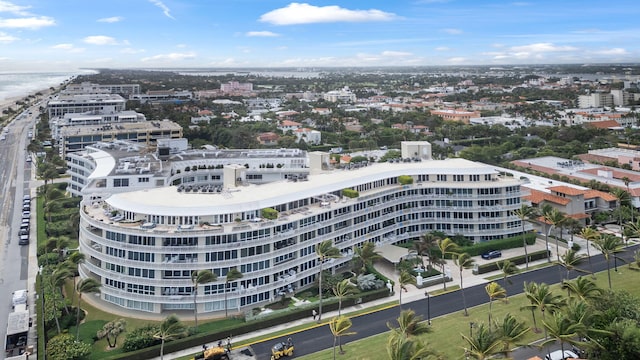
top-left (75, 141), bottom-right (528, 315)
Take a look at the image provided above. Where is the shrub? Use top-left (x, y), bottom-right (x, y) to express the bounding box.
top-left (122, 324), bottom-right (161, 352)
top-left (46, 333), bottom-right (91, 360)
top-left (472, 249), bottom-right (551, 275)
top-left (398, 175), bottom-right (414, 185)
top-left (357, 273), bottom-right (384, 291)
top-left (261, 208), bottom-right (278, 220)
top-left (342, 188), bottom-right (359, 198)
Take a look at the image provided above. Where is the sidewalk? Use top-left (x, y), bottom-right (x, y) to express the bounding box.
top-left (153, 237), bottom-right (594, 360)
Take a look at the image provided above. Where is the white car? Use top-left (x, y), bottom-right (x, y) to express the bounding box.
top-left (545, 350), bottom-right (578, 360)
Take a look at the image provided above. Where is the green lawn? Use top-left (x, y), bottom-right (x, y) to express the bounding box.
top-left (297, 268), bottom-right (640, 360)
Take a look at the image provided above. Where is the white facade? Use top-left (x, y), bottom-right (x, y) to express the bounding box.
top-left (323, 87), bottom-right (357, 103)
top-left (75, 142), bottom-right (527, 315)
top-left (47, 93), bottom-right (127, 118)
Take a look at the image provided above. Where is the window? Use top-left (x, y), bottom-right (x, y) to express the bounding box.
top-left (138, 177), bottom-right (149, 183)
top-left (113, 178), bottom-right (129, 187)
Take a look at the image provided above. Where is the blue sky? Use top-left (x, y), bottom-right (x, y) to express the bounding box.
top-left (1, 0), bottom-right (639, 71)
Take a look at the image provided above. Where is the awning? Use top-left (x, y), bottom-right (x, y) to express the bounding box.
top-left (377, 243), bottom-right (414, 265)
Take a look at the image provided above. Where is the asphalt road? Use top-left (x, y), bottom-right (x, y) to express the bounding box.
top-left (250, 245), bottom-right (639, 360)
top-left (0, 108), bottom-right (37, 357)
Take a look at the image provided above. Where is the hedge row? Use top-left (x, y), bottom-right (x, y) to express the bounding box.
top-left (472, 249), bottom-right (551, 275)
top-left (428, 233), bottom-right (537, 259)
top-left (104, 288), bottom-right (391, 360)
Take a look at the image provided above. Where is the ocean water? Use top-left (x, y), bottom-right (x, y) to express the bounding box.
top-left (0, 70), bottom-right (97, 103)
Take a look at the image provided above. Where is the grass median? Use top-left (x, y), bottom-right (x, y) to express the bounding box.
top-left (297, 268), bottom-right (640, 360)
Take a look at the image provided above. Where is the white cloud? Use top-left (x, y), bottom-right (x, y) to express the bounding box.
top-left (434, 46), bottom-right (450, 51)
top-left (447, 57), bottom-right (467, 63)
top-left (121, 48), bottom-right (146, 54)
top-left (140, 52), bottom-right (196, 62)
top-left (51, 43), bottom-right (84, 53)
top-left (246, 31), bottom-right (280, 37)
top-left (0, 1), bottom-right (32, 16)
top-left (51, 43), bottom-right (73, 49)
top-left (98, 16), bottom-right (123, 23)
top-left (592, 48), bottom-right (628, 55)
top-left (510, 42), bottom-right (577, 52)
top-left (148, 0), bottom-right (174, 19)
top-left (0, 30), bottom-right (18, 43)
top-left (83, 35), bottom-right (119, 45)
top-left (381, 50), bottom-right (412, 57)
top-left (442, 28), bottom-right (462, 35)
top-left (0, 16), bottom-right (55, 29)
top-left (260, 3), bottom-right (397, 25)
top-left (487, 42), bottom-right (579, 61)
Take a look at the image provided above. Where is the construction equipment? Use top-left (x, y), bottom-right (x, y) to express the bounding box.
top-left (270, 338), bottom-right (294, 360)
top-left (200, 344), bottom-right (230, 360)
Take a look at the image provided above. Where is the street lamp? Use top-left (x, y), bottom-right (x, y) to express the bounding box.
top-left (424, 290), bottom-right (431, 325)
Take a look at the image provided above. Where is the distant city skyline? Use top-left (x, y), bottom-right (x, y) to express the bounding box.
top-left (1, 0), bottom-right (639, 71)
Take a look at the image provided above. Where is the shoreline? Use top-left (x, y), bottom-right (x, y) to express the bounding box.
top-left (0, 86), bottom-right (59, 117)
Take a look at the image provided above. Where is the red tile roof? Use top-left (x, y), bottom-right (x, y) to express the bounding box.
top-left (549, 185), bottom-right (585, 196)
top-left (525, 189), bottom-right (571, 206)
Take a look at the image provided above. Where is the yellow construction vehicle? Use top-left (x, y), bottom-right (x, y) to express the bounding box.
top-left (270, 338), bottom-right (294, 360)
top-left (201, 344), bottom-right (230, 360)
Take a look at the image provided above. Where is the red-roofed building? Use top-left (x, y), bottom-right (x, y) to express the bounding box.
top-left (257, 132), bottom-right (279, 145)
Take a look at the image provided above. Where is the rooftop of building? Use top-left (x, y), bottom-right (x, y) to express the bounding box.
top-left (59, 119), bottom-right (182, 137)
top-left (103, 158), bottom-right (513, 217)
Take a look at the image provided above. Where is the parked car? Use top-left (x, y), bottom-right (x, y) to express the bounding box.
top-left (545, 350), bottom-right (578, 360)
top-left (481, 250), bottom-right (502, 260)
top-left (19, 234), bottom-right (29, 245)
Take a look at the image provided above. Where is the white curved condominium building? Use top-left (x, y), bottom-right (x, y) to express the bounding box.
top-left (75, 142), bottom-right (527, 314)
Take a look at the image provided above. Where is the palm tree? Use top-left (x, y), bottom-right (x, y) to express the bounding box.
top-left (460, 323), bottom-right (503, 360)
top-left (521, 282), bottom-right (540, 332)
top-left (96, 318), bottom-right (127, 348)
top-left (418, 232), bottom-right (440, 269)
top-left (579, 227), bottom-right (598, 275)
top-left (191, 269), bottom-right (217, 331)
top-left (332, 278), bottom-right (357, 316)
top-left (454, 252), bottom-right (475, 316)
top-left (540, 204), bottom-right (554, 263)
top-left (387, 309), bottom-right (431, 338)
top-left (540, 312), bottom-right (583, 359)
top-left (592, 234), bottom-right (625, 289)
top-left (497, 260), bottom-right (519, 289)
top-left (494, 313), bottom-right (530, 359)
top-left (49, 268), bottom-right (72, 333)
top-left (436, 238), bottom-right (459, 291)
top-left (544, 208), bottom-right (567, 265)
top-left (561, 276), bottom-right (603, 301)
top-left (611, 187), bottom-right (630, 226)
top-left (513, 204), bottom-right (536, 269)
top-left (329, 315), bottom-right (356, 358)
top-left (50, 267), bottom-right (73, 315)
top-left (622, 176), bottom-right (633, 223)
top-left (387, 332), bottom-right (440, 360)
top-left (559, 249), bottom-right (588, 280)
top-left (224, 268), bottom-right (243, 318)
top-left (75, 278), bottom-right (101, 341)
top-left (520, 282), bottom-right (564, 338)
top-left (485, 282), bottom-right (507, 325)
top-left (154, 314), bottom-right (187, 360)
top-left (398, 270), bottom-right (416, 311)
top-left (316, 240), bottom-right (342, 322)
top-left (353, 241), bottom-right (381, 274)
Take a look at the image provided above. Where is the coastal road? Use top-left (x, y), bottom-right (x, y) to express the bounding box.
top-left (0, 108), bottom-right (37, 357)
top-left (250, 245), bottom-right (639, 360)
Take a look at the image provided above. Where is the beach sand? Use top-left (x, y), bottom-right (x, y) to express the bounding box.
top-left (0, 87), bottom-right (55, 116)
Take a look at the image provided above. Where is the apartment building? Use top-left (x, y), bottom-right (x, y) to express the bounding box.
top-left (58, 120), bottom-right (183, 157)
top-left (74, 141), bottom-right (528, 315)
top-left (47, 93), bottom-right (127, 118)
